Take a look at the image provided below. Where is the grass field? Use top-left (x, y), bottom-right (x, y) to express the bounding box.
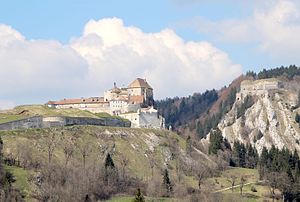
top-left (0, 105), bottom-right (115, 123)
top-left (0, 105), bottom-right (131, 126)
top-left (4, 165), bottom-right (31, 199)
top-left (107, 196), bottom-right (182, 202)
top-left (205, 167), bottom-right (277, 202)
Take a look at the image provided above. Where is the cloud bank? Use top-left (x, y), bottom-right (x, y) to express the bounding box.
top-left (0, 18), bottom-right (241, 108)
top-left (191, 0), bottom-right (300, 60)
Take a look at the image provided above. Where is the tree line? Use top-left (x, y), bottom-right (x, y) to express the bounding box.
top-left (209, 129), bottom-right (300, 201)
top-left (246, 65), bottom-right (300, 80)
top-left (156, 90), bottom-right (218, 129)
top-left (197, 87), bottom-right (237, 138)
top-left (0, 136), bottom-right (24, 201)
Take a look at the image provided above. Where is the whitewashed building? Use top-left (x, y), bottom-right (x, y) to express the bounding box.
top-left (46, 78), bottom-right (164, 128)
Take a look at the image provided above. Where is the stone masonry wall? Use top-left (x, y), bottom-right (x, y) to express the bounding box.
top-left (0, 116), bottom-right (130, 131)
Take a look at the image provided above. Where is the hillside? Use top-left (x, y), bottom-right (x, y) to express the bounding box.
top-left (0, 105), bottom-right (100, 124)
top-left (201, 78), bottom-right (300, 154)
top-left (0, 125), bottom-right (213, 201)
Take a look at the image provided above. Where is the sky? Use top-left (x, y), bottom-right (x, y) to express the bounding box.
top-left (1, 0), bottom-right (300, 109)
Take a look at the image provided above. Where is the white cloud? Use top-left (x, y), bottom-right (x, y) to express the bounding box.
top-left (0, 18), bottom-right (242, 109)
top-left (191, 0), bottom-right (300, 60)
top-left (0, 99), bottom-right (15, 110)
top-left (71, 18), bottom-right (242, 98)
top-left (0, 25), bottom-right (89, 105)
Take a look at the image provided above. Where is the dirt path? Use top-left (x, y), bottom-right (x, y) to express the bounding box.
top-left (214, 181), bottom-right (257, 193)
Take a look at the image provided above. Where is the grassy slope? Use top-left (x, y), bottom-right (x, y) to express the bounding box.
top-left (205, 167), bottom-right (274, 202)
top-left (0, 125), bottom-right (195, 199)
top-left (1, 128), bottom-right (276, 202)
top-left (4, 165), bottom-right (30, 197)
top-left (108, 196), bottom-right (180, 202)
top-left (0, 105), bottom-right (101, 124)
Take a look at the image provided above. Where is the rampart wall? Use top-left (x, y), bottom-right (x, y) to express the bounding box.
top-left (0, 116), bottom-right (130, 130)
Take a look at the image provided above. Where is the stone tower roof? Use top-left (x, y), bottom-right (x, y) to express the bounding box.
top-left (110, 82), bottom-right (122, 93)
top-left (128, 78), bottom-right (153, 89)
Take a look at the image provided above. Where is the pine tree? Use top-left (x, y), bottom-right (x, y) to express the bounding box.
top-left (105, 153), bottom-right (115, 169)
top-left (162, 169), bottom-right (173, 197)
top-left (246, 144), bottom-right (258, 168)
top-left (232, 141), bottom-right (246, 167)
top-left (258, 147), bottom-right (269, 178)
top-left (0, 136), bottom-right (4, 186)
top-left (133, 188), bottom-right (145, 202)
top-left (295, 113), bottom-right (300, 123)
top-left (104, 153), bottom-right (116, 185)
top-left (208, 128), bottom-right (223, 155)
top-left (186, 136), bottom-right (192, 155)
top-left (294, 162), bottom-right (300, 182)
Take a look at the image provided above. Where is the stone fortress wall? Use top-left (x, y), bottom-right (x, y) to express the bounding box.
top-left (236, 78), bottom-right (283, 101)
top-left (120, 107), bottom-right (164, 129)
top-left (0, 116), bottom-right (130, 131)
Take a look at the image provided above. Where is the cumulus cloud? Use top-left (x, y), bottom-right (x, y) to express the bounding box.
top-left (0, 25), bottom-right (89, 105)
top-left (0, 18), bottom-right (241, 109)
top-left (0, 99), bottom-right (15, 110)
top-left (71, 18), bottom-right (242, 98)
top-left (191, 0), bottom-right (300, 60)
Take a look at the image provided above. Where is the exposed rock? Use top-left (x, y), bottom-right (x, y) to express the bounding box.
top-left (205, 78), bottom-right (300, 154)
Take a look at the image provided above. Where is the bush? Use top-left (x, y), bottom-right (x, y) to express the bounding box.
top-left (251, 186), bottom-right (257, 192)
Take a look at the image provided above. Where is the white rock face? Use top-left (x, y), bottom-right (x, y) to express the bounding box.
top-left (217, 80), bottom-right (300, 154)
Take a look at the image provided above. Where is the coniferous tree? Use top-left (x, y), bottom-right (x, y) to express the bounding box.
top-left (231, 141), bottom-right (247, 167)
top-left (105, 153), bottom-right (115, 169)
top-left (208, 128), bottom-right (223, 155)
top-left (258, 147), bottom-right (269, 178)
top-left (162, 169), bottom-right (173, 197)
top-left (0, 136), bottom-right (5, 186)
top-left (259, 144), bottom-right (300, 201)
top-left (246, 144), bottom-right (258, 168)
top-left (133, 188), bottom-right (145, 202)
top-left (298, 90), bottom-right (300, 107)
top-left (186, 136), bottom-right (192, 155)
top-left (295, 113), bottom-right (300, 124)
top-left (104, 153), bottom-right (117, 186)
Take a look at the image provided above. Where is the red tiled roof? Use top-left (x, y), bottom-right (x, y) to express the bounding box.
top-left (129, 95), bottom-right (144, 104)
top-left (128, 78), bottom-right (152, 89)
top-left (47, 97), bottom-right (107, 105)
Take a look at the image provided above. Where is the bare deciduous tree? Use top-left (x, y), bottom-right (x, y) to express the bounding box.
top-left (77, 139), bottom-right (93, 169)
top-left (63, 137), bottom-right (75, 167)
top-left (226, 175), bottom-right (237, 193)
top-left (240, 176), bottom-right (246, 195)
top-left (119, 154), bottom-right (129, 180)
top-left (45, 131), bottom-right (60, 164)
top-left (149, 155), bottom-right (155, 178)
top-left (191, 162), bottom-right (210, 190)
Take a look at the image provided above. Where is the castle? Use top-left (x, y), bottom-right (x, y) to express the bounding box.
top-left (46, 78), bottom-right (164, 129)
top-left (236, 78), bottom-right (283, 101)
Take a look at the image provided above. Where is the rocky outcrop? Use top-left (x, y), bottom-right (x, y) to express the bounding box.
top-left (0, 116), bottom-right (130, 130)
top-left (206, 79), bottom-right (300, 154)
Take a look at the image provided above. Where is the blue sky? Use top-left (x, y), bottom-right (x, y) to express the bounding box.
top-left (0, 0), bottom-right (261, 69)
top-left (1, 1), bottom-right (239, 41)
top-left (0, 0), bottom-right (300, 108)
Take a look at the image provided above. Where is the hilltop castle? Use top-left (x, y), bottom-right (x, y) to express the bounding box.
top-left (236, 78), bottom-right (283, 101)
top-left (47, 78), bottom-right (164, 129)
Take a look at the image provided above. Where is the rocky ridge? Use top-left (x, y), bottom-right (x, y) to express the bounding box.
top-left (204, 78), bottom-right (300, 154)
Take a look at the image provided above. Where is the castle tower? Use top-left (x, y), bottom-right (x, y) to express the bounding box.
top-left (127, 78), bottom-right (154, 106)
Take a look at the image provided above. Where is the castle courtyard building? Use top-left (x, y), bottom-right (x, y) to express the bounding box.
top-left (46, 78), bottom-right (164, 129)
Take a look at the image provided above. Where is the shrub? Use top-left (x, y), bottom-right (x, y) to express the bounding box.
top-left (251, 186), bottom-right (257, 192)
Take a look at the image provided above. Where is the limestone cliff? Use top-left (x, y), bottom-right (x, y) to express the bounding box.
top-left (205, 78), bottom-right (300, 154)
